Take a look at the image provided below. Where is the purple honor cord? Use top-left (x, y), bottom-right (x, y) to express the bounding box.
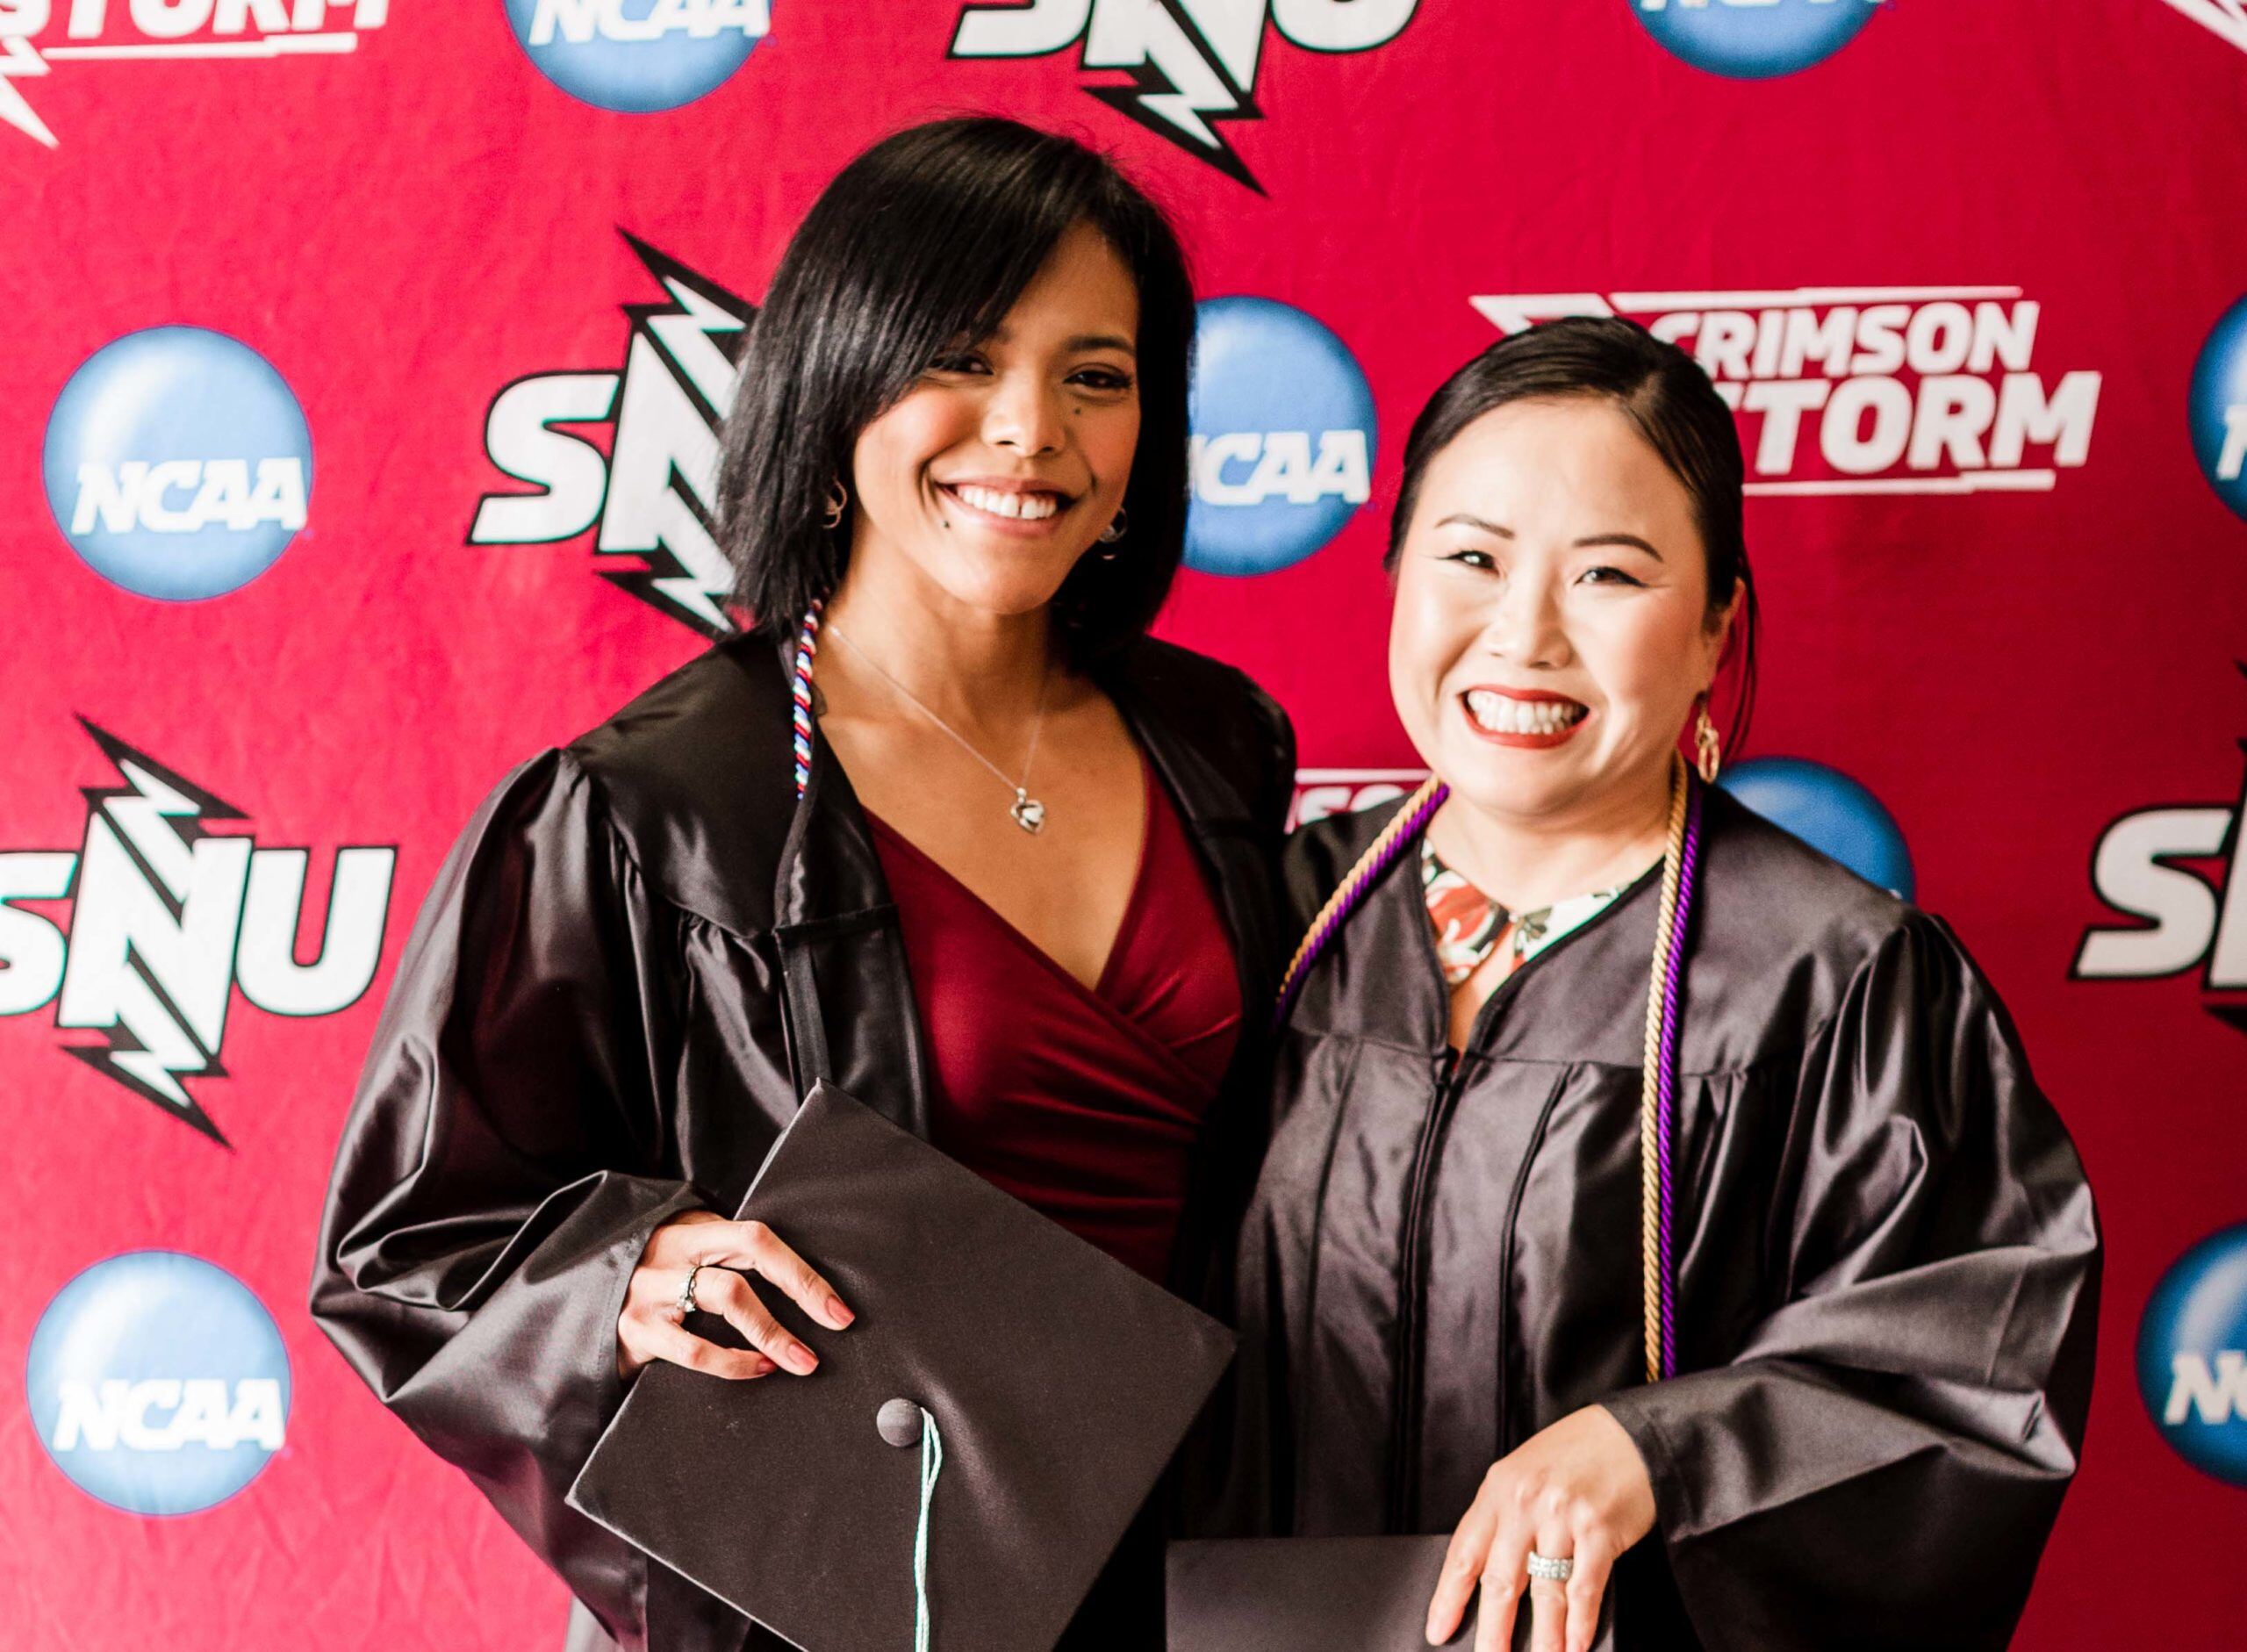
top-left (1269, 764), bottom-right (1706, 1386)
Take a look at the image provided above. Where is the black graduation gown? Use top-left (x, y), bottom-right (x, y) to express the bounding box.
top-left (1205, 786), bottom-right (2100, 1651)
top-left (306, 631), bottom-right (1295, 1652)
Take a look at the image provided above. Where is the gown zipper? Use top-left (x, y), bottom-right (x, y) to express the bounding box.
top-left (1382, 844), bottom-right (1669, 1536)
top-left (1387, 1040), bottom-right (1466, 1532)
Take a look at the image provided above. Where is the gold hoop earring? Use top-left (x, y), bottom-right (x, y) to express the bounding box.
top-left (822, 479), bottom-right (847, 531)
top-left (1694, 699), bottom-right (1723, 785)
top-left (1096, 506), bottom-right (1127, 554)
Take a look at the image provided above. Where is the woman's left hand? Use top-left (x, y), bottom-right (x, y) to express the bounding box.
top-left (1425, 1404), bottom-right (1656, 1652)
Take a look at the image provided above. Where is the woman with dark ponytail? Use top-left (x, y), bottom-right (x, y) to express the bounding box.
top-left (312, 117), bottom-right (1293, 1652)
top-left (1204, 317), bottom-right (2099, 1652)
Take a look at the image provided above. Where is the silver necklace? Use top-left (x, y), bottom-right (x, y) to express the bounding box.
top-left (825, 623), bottom-right (1051, 834)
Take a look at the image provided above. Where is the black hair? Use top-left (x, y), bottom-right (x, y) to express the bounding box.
top-left (1386, 315), bottom-right (1761, 752)
top-left (716, 116), bottom-right (1195, 668)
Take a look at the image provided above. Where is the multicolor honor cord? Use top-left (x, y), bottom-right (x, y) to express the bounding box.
top-left (792, 600), bottom-right (824, 800)
top-left (1270, 753), bottom-right (1705, 1383)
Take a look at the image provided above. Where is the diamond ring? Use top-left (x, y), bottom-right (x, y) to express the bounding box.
top-left (677, 1261), bottom-right (707, 1318)
top-left (1526, 1551), bottom-right (1574, 1583)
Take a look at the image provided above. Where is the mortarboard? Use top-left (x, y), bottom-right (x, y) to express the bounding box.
top-left (566, 1081), bottom-right (1236, 1652)
top-left (1166, 1536), bottom-right (1480, 1650)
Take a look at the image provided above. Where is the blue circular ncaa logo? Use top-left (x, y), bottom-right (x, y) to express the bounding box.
top-left (44, 327), bottom-right (312, 602)
top-left (2139, 1224), bottom-right (2247, 1487)
top-left (1719, 757), bottom-right (1914, 899)
top-left (1627, 0), bottom-right (1882, 80)
top-left (1186, 296), bottom-right (1375, 578)
top-left (26, 1252), bottom-right (291, 1517)
top-left (503, 0), bottom-right (772, 112)
top-left (2188, 292), bottom-right (2247, 523)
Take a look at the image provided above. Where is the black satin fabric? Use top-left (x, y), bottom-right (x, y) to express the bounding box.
top-left (1195, 786), bottom-right (2101, 1651)
top-left (307, 631), bottom-right (1295, 1652)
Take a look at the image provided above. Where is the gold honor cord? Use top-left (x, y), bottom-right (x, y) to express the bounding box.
top-left (1640, 752), bottom-right (1691, 1383)
top-left (1274, 752), bottom-right (1697, 1388)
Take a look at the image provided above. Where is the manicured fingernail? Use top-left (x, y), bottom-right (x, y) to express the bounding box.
top-left (827, 1295), bottom-right (853, 1327)
top-left (748, 1356), bottom-right (775, 1378)
top-left (784, 1342), bottom-right (817, 1375)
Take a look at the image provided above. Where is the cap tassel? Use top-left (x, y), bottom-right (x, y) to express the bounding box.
top-left (913, 1406), bottom-right (943, 1651)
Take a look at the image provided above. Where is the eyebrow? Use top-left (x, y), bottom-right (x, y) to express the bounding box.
top-left (977, 324), bottom-right (1138, 356)
top-left (1433, 514), bottom-right (1664, 562)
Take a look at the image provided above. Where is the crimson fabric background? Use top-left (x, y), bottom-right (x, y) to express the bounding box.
top-left (2, 0), bottom-right (2243, 1646)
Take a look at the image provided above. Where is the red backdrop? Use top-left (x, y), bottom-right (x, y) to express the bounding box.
top-left (3, 0), bottom-right (2243, 1644)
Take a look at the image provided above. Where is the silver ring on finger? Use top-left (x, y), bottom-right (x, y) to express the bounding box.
top-left (1526, 1551), bottom-right (1574, 1584)
top-left (677, 1261), bottom-right (707, 1318)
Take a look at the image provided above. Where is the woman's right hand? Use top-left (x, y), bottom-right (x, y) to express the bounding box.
top-left (616, 1210), bottom-right (856, 1382)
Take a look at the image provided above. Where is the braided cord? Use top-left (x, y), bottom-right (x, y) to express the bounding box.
top-left (791, 601), bottom-right (823, 800)
top-left (1270, 777), bottom-right (1450, 1032)
top-left (1639, 753), bottom-right (1697, 1382)
top-left (1654, 781), bottom-right (1705, 1379)
top-left (1271, 758), bottom-right (1706, 1387)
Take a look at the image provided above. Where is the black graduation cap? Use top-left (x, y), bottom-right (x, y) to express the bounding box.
top-left (1167, 1537), bottom-right (1476, 1650)
top-left (567, 1081), bottom-right (1237, 1652)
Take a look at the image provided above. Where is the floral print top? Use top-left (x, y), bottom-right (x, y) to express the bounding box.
top-left (1421, 836), bottom-right (1628, 988)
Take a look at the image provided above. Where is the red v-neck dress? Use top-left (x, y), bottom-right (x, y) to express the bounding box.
top-left (863, 757), bottom-right (1242, 1282)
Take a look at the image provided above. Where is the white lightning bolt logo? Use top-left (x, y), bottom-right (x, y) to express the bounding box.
top-left (54, 722), bottom-right (251, 1146)
top-left (10, 721), bottom-right (399, 1145)
top-left (1083, 0), bottom-right (1267, 192)
top-left (2163, 0), bottom-right (2247, 54)
top-left (603, 234), bottom-right (754, 635)
top-left (0, 36), bottom-right (57, 148)
top-left (950, 0), bottom-right (1418, 192)
top-left (470, 233), bottom-right (755, 639)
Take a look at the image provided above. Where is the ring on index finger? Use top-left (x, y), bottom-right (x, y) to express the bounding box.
top-left (676, 1261), bottom-right (707, 1320)
top-left (1526, 1551), bottom-right (1574, 1584)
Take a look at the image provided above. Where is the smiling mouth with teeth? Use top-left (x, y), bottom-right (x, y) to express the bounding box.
top-left (942, 483), bottom-right (1068, 521)
top-left (1463, 689), bottom-right (1590, 741)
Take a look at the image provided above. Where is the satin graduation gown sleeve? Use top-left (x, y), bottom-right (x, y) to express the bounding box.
top-left (1595, 907), bottom-right (2101, 1651)
top-left (309, 747), bottom-right (709, 1634)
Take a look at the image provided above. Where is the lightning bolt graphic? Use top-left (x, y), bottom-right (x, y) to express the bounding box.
top-left (599, 232), bottom-right (758, 638)
top-left (55, 721), bottom-right (250, 1146)
top-left (1083, 0), bottom-right (1267, 193)
top-left (2163, 0), bottom-right (2247, 54)
top-left (0, 36), bottom-right (58, 149)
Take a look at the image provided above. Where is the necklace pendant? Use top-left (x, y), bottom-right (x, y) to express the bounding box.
top-left (1010, 790), bottom-right (1046, 834)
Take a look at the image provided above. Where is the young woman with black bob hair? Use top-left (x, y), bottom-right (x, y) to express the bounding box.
top-left (1199, 317), bottom-right (2099, 1651)
top-left (312, 116), bottom-right (1295, 1652)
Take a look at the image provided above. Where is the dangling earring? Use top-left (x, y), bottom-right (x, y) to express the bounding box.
top-left (1096, 506), bottom-right (1127, 558)
top-left (1693, 696), bottom-right (1723, 785)
top-left (822, 479), bottom-right (848, 531)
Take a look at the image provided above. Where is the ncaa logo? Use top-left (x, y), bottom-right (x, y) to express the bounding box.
top-left (2188, 292), bottom-right (2247, 522)
top-left (26, 1252), bottom-right (291, 1516)
top-left (502, 0), bottom-right (772, 112)
top-left (1719, 757), bottom-right (1913, 897)
top-left (1187, 297), bottom-right (1375, 577)
top-left (1630, 0), bottom-right (1883, 80)
top-left (44, 327), bottom-right (312, 602)
top-left (2139, 1225), bottom-right (2247, 1486)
